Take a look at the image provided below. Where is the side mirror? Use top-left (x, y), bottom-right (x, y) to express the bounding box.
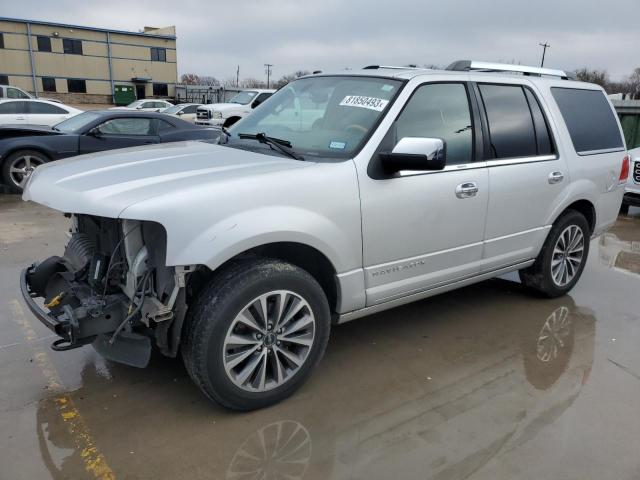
top-left (380, 137), bottom-right (446, 172)
top-left (176, 110), bottom-right (184, 116)
top-left (136, 105), bottom-right (143, 110)
top-left (86, 127), bottom-right (102, 137)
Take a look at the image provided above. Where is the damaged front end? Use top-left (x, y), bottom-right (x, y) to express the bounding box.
top-left (20, 215), bottom-right (193, 368)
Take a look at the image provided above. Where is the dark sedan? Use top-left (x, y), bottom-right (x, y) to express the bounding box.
top-left (0, 110), bottom-right (222, 192)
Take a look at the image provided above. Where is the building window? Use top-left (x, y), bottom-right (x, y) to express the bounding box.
top-left (153, 83), bottom-right (168, 96)
top-left (42, 77), bottom-right (56, 92)
top-left (150, 47), bottom-right (166, 62)
top-left (0, 33), bottom-right (4, 49)
top-left (0, 75), bottom-right (8, 85)
top-left (67, 79), bottom-right (86, 93)
top-left (63, 38), bottom-right (83, 55)
top-left (37, 36), bottom-right (52, 52)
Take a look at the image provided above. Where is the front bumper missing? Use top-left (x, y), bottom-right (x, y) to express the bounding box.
top-left (20, 265), bottom-right (86, 351)
top-left (20, 263), bottom-right (152, 366)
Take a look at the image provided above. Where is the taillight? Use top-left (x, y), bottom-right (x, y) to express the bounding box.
top-left (619, 154), bottom-right (630, 184)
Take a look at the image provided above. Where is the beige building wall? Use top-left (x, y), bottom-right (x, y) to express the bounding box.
top-left (0, 18), bottom-right (177, 104)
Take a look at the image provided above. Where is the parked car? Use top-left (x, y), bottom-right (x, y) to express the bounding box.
top-left (0, 99), bottom-right (82, 128)
top-left (110, 99), bottom-right (173, 112)
top-left (162, 103), bottom-right (202, 122)
top-left (195, 89), bottom-right (275, 128)
top-left (1, 110), bottom-right (221, 192)
top-left (0, 84), bottom-right (63, 103)
top-left (621, 146), bottom-right (640, 214)
top-left (21, 61), bottom-right (628, 411)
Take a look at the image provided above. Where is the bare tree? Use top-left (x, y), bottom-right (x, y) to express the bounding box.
top-left (199, 76), bottom-right (220, 86)
top-left (574, 68), bottom-right (610, 88)
top-left (239, 77), bottom-right (267, 88)
top-left (180, 73), bottom-right (201, 85)
top-left (274, 70), bottom-right (311, 89)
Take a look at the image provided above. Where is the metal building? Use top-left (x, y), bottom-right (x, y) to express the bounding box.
top-left (0, 17), bottom-right (177, 104)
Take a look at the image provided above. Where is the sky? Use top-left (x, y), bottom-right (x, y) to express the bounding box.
top-left (3, 0), bottom-right (638, 82)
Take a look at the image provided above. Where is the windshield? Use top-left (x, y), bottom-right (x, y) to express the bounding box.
top-left (126, 100), bottom-right (145, 108)
top-left (163, 104), bottom-right (184, 114)
top-left (228, 91), bottom-right (258, 105)
top-left (228, 76), bottom-right (402, 158)
top-left (54, 111), bottom-right (103, 132)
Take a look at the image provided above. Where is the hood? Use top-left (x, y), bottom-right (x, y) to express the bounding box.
top-left (0, 124), bottom-right (60, 139)
top-left (199, 103), bottom-right (245, 112)
top-left (23, 141), bottom-right (309, 218)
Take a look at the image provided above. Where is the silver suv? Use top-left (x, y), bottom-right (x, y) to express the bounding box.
top-left (20, 61), bottom-right (629, 410)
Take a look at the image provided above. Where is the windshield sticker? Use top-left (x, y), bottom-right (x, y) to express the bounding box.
top-left (339, 95), bottom-right (389, 112)
top-left (329, 141), bottom-right (346, 150)
top-left (381, 84), bottom-right (394, 92)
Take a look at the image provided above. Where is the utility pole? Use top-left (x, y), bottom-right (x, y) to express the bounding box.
top-left (236, 66), bottom-right (239, 87)
top-left (539, 42), bottom-right (550, 67)
top-left (264, 63), bottom-right (273, 89)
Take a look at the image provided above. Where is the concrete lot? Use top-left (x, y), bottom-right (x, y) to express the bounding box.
top-left (1, 195), bottom-right (639, 480)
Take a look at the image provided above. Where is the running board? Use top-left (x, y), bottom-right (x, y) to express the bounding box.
top-left (337, 260), bottom-right (534, 324)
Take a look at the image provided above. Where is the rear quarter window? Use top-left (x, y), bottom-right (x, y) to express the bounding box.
top-left (551, 87), bottom-right (624, 155)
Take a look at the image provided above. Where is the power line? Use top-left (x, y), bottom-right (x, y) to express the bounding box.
top-left (539, 42), bottom-right (550, 67)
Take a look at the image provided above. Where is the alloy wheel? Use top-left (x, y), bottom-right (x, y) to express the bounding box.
top-left (222, 290), bottom-right (316, 392)
top-left (8, 155), bottom-right (44, 188)
top-left (551, 225), bottom-right (585, 287)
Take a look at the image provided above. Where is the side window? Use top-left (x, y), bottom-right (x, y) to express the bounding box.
top-left (157, 119), bottom-right (175, 133)
top-left (0, 102), bottom-right (18, 114)
top-left (96, 118), bottom-right (153, 135)
top-left (478, 84), bottom-right (537, 159)
top-left (184, 105), bottom-right (198, 114)
top-left (551, 87), bottom-right (624, 154)
top-left (252, 93), bottom-right (272, 108)
top-left (620, 114), bottom-right (640, 150)
top-left (141, 102), bottom-right (155, 109)
top-left (524, 88), bottom-right (553, 155)
top-left (394, 83), bottom-right (473, 165)
top-left (29, 102), bottom-right (67, 114)
top-left (7, 88), bottom-right (29, 99)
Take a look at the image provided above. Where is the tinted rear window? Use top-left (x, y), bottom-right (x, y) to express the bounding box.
top-left (551, 87), bottom-right (623, 154)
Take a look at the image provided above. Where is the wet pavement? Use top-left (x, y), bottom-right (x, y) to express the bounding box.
top-left (1, 194), bottom-right (640, 480)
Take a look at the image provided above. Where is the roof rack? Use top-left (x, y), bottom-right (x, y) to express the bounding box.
top-left (363, 65), bottom-right (423, 70)
top-left (446, 60), bottom-right (575, 80)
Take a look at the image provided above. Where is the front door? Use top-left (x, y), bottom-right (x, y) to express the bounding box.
top-left (358, 82), bottom-right (489, 306)
top-left (135, 84), bottom-right (146, 100)
top-left (79, 117), bottom-right (159, 154)
top-left (0, 100), bottom-right (29, 125)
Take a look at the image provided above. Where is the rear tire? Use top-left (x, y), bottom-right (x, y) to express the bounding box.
top-left (181, 258), bottom-right (330, 411)
top-left (519, 210), bottom-right (590, 298)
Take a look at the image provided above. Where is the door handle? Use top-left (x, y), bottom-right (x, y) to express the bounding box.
top-left (455, 182), bottom-right (479, 198)
top-left (548, 171), bottom-right (564, 184)
top-left (15, 116), bottom-right (25, 120)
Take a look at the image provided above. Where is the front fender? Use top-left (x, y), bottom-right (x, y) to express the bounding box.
top-left (170, 206), bottom-right (354, 273)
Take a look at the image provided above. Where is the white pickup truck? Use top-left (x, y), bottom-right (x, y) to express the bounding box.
top-left (195, 89), bottom-right (275, 128)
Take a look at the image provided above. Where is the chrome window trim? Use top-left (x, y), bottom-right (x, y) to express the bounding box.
top-left (484, 154), bottom-right (557, 167)
top-left (577, 147), bottom-right (626, 156)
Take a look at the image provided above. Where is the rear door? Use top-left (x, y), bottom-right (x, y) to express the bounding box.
top-left (27, 101), bottom-right (70, 126)
top-left (78, 117), bottom-right (160, 153)
top-left (478, 81), bottom-right (568, 270)
top-left (0, 100), bottom-right (29, 125)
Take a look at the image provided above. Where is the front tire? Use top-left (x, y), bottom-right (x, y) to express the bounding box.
top-left (2, 149), bottom-right (48, 193)
top-left (182, 259), bottom-right (331, 410)
top-left (519, 210), bottom-right (590, 298)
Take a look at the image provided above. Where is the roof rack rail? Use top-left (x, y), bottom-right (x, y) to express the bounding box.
top-left (363, 65), bottom-right (422, 70)
top-left (446, 60), bottom-right (575, 80)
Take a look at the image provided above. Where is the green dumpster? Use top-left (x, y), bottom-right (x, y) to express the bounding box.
top-left (114, 85), bottom-right (136, 106)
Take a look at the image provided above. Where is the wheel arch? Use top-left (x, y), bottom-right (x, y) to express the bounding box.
top-left (190, 241), bottom-right (340, 316)
top-left (554, 199), bottom-right (596, 234)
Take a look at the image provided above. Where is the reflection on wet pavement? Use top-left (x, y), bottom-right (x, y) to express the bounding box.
top-left (2, 198), bottom-right (640, 480)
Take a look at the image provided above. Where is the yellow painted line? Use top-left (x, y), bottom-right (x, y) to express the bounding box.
top-left (10, 299), bottom-right (116, 480)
